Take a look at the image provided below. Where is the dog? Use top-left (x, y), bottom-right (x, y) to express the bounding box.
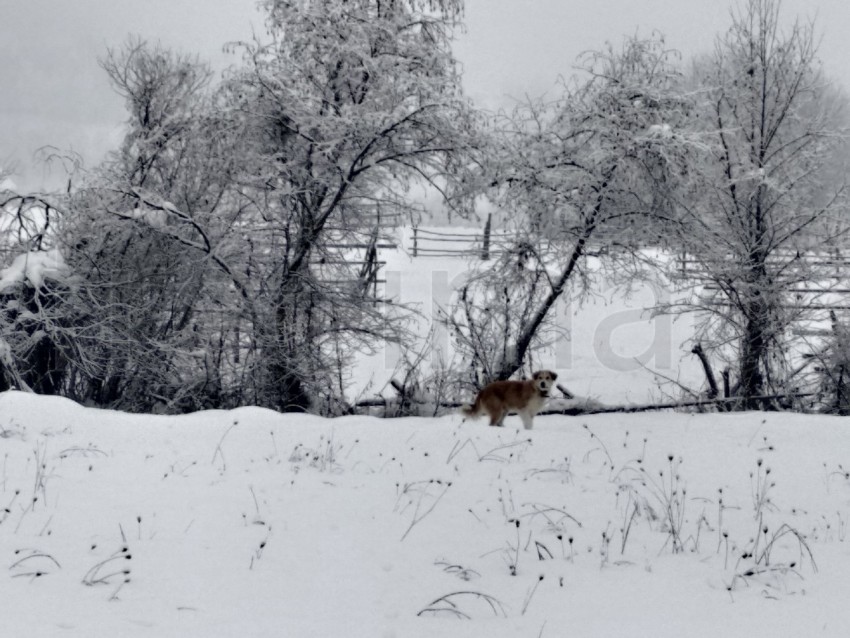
top-left (460, 370), bottom-right (558, 430)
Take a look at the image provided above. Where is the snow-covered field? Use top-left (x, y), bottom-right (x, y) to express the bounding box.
top-left (2, 390), bottom-right (850, 637)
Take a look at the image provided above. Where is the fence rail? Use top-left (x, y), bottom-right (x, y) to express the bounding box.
top-left (309, 232), bottom-right (397, 304)
top-left (410, 214), bottom-right (510, 260)
top-left (674, 249), bottom-right (850, 357)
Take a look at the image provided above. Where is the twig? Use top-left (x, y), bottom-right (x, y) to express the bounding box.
top-left (522, 575), bottom-right (545, 615)
top-left (417, 591), bottom-right (506, 618)
top-left (212, 421), bottom-right (239, 470)
top-left (9, 552), bottom-right (61, 570)
top-left (400, 480), bottom-right (452, 541)
top-left (634, 356), bottom-right (701, 400)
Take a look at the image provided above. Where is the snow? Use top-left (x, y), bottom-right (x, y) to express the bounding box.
top-left (128, 207), bottom-right (168, 229)
top-left (0, 248), bottom-right (67, 291)
top-left (357, 228), bottom-right (700, 406)
top-left (2, 391), bottom-right (850, 636)
top-left (647, 123), bottom-right (674, 138)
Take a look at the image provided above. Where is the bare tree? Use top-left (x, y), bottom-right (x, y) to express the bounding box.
top-left (1, 1), bottom-right (477, 414)
top-left (2, 2), bottom-right (479, 413)
top-left (54, 39), bottom-right (249, 411)
top-left (447, 35), bottom-right (690, 388)
top-left (220, 0), bottom-right (478, 411)
top-left (667, 0), bottom-right (850, 407)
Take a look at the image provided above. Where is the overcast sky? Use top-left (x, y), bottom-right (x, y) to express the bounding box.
top-left (2, 0), bottom-right (849, 192)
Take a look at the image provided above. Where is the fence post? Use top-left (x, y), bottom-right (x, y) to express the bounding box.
top-left (412, 226), bottom-right (418, 257)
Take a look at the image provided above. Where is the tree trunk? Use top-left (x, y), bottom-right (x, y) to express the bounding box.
top-left (492, 168), bottom-right (614, 381)
top-left (267, 270), bottom-right (313, 413)
top-left (739, 306), bottom-right (767, 409)
top-left (739, 240), bottom-right (770, 409)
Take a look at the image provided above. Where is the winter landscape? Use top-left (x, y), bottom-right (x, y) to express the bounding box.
top-left (4, 0), bottom-right (850, 635)
top-left (2, 236), bottom-right (849, 636)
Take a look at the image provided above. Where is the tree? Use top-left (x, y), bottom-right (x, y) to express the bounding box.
top-left (220, 0), bottom-right (477, 411)
top-left (1, 0), bottom-right (477, 414)
top-left (446, 35), bottom-right (690, 388)
top-left (668, 0), bottom-right (850, 407)
top-left (55, 40), bottom-right (249, 411)
top-left (0, 182), bottom-right (82, 396)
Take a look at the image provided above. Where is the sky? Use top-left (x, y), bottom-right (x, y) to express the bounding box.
top-left (2, 0), bottom-right (850, 192)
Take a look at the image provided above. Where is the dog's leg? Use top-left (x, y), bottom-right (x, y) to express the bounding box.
top-left (519, 410), bottom-right (534, 430)
top-left (490, 409), bottom-right (506, 427)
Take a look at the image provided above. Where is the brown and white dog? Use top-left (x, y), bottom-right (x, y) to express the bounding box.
top-left (460, 370), bottom-right (558, 430)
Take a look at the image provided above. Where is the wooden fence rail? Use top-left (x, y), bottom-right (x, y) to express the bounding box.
top-left (411, 214), bottom-right (511, 260)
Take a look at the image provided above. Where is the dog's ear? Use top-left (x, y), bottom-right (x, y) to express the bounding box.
top-left (532, 371), bottom-right (541, 379)
top-left (551, 371), bottom-right (558, 380)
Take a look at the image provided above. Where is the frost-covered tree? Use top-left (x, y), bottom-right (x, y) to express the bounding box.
top-left (0, 249), bottom-right (73, 394)
top-left (447, 35), bottom-right (690, 387)
top-left (220, 0), bottom-right (477, 411)
top-left (668, 0), bottom-right (850, 407)
top-left (20, 1), bottom-right (476, 413)
top-left (12, 0), bottom-right (476, 414)
top-left (809, 312), bottom-right (850, 414)
top-left (0, 180), bottom-right (82, 395)
top-left (54, 40), bottom-right (249, 411)
top-left (99, 37), bottom-right (215, 191)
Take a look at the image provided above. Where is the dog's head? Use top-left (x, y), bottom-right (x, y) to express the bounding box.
top-left (532, 370), bottom-right (558, 396)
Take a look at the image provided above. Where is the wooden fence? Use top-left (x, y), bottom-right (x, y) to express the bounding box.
top-left (310, 231), bottom-right (397, 304)
top-left (674, 250), bottom-right (850, 321)
top-left (410, 214), bottom-right (509, 260)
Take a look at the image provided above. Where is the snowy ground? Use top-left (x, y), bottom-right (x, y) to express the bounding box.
top-left (2, 390), bottom-right (850, 637)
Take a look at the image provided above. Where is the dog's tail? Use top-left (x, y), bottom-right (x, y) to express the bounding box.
top-left (460, 395), bottom-right (481, 420)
